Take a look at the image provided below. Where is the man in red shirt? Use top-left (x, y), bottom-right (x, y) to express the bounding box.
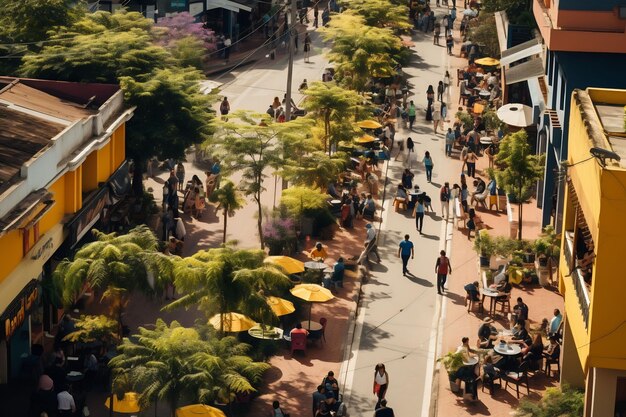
top-left (435, 250), bottom-right (452, 295)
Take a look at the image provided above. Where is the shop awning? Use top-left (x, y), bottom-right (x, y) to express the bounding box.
top-left (0, 189), bottom-right (54, 235)
top-left (505, 57), bottom-right (544, 85)
top-left (500, 38), bottom-right (543, 67)
top-left (206, 0), bottom-right (252, 13)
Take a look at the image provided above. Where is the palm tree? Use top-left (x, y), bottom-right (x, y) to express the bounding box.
top-left (209, 181), bottom-right (245, 244)
top-left (53, 225), bottom-right (176, 306)
top-left (109, 319), bottom-right (270, 417)
top-left (281, 151), bottom-right (348, 190)
top-left (343, 0), bottom-right (411, 32)
top-left (165, 247), bottom-right (292, 332)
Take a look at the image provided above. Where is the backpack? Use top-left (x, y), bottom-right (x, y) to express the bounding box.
top-left (220, 101), bottom-right (229, 114)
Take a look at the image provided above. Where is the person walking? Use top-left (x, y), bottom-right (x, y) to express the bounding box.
top-left (304, 32), bottom-right (312, 63)
top-left (432, 101), bottom-right (442, 134)
top-left (443, 70), bottom-right (451, 92)
top-left (397, 234), bottom-right (414, 276)
top-left (422, 151), bottom-right (434, 182)
top-left (437, 81), bottom-right (444, 102)
top-left (314, 3), bottom-right (319, 28)
top-left (364, 223), bottom-right (382, 263)
top-left (466, 148), bottom-right (477, 178)
top-left (373, 363), bottom-right (389, 410)
top-left (223, 36), bottom-right (232, 62)
top-left (175, 162), bottom-right (185, 191)
top-left (446, 33), bottom-right (454, 55)
top-left (435, 249), bottom-right (452, 295)
top-left (445, 127), bottom-right (455, 156)
top-left (433, 22), bottom-right (441, 45)
top-left (440, 182), bottom-right (450, 219)
top-left (413, 197), bottom-right (425, 234)
top-left (406, 137), bottom-right (414, 154)
top-left (220, 97), bottom-right (230, 120)
top-left (408, 100), bottom-right (416, 130)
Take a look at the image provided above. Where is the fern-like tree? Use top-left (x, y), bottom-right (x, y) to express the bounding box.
top-left (339, 0), bottom-right (411, 32)
top-left (281, 151), bottom-right (348, 190)
top-left (321, 14), bottom-right (401, 92)
top-left (207, 111), bottom-right (312, 248)
top-left (515, 385), bottom-right (584, 417)
top-left (109, 319), bottom-right (270, 416)
top-left (209, 180), bottom-right (245, 244)
top-left (301, 82), bottom-right (363, 154)
top-left (165, 247), bottom-right (292, 332)
top-left (53, 225), bottom-right (175, 306)
top-left (494, 129), bottom-right (544, 240)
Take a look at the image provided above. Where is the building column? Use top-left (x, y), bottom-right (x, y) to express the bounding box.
top-left (586, 368), bottom-right (623, 417)
top-left (561, 318), bottom-right (586, 388)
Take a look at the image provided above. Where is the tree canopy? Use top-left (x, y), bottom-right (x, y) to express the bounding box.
top-left (339, 0), bottom-right (411, 32)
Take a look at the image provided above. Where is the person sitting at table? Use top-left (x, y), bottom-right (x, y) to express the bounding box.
top-left (363, 194), bottom-right (376, 219)
top-left (290, 322), bottom-right (309, 338)
top-left (464, 281), bottom-right (480, 303)
top-left (520, 333), bottom-right (544, 363)
top-left (460, 184), bottom-right (469, 212)
top-left (512, 297), bottom-right (529, 323)
top-left (549, 308), bottom-right (563, 338)
top-left (454, 337), bottom-right (479, 386)
top-left (310, 242), bottom-right (328, 261)
top-left (331, 257), bottom-right (346, 289)
top-left (511, 319), bottom-right (531, 345)
top-left (482, 354), bottom-right (501, 384)
top-left (477, 317), bottom-right (498, 349)
top-left (393, 184), bottom-right (409, 211)
top-left (543, 335), bottom-right (561, 364)
top-left (327, 182), bottom-right (341, 199)
top-left (322, 371), bottom-right (340, 400)
top-left (470, 178), bottom-right (486, 201)
top-left (490, 84), bottom-right (501, 101)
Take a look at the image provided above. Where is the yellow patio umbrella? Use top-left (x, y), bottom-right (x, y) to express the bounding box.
top-left (474, 57), bottom-right (500, 67)
top-left (209, 312), bottom-right (257, 332)
top-left (104, 392), bottom-right (142, 414)
top-left (176, 404), bottom-right (226, 417)
top-left (267, 296), bottom-right (295, 316)
top-left (355, 134), bottom-right (376, 144)
top-left (264, 256), bottom-right (305, 274)
top-left (290, 284), bottom-right (334, 328)
top-left (356, 120), bottom-right (383, 129)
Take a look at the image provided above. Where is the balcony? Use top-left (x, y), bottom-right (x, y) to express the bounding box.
top-left (564, 234), bottom-right (590, 328)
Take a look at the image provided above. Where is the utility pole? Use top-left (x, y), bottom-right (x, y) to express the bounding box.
top-left (284, 0), bottom-right (297, 121)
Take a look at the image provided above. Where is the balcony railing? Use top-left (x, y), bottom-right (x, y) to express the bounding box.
top-left (564, 236), bottom-right (590, 328)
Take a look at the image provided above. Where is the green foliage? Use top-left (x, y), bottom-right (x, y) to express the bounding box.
top-left (0, 0), bottom-right (86, 44)
top-left (63, 314), bottom-right (119, 345)
top-left (165, 246), bottom-right (292, 329)
top-left (209, 180), bottom-right (245, 244)
top-left (167, 36), bottom-right (207, 70)
top-left (109, 319), bottom-right (270, 414)
top-left (469, 13), bottom-right (500, 59)
top-left (456, 110), bottom-right (474, 130)
top-left (207, 111), bottom-right (313, 248)
top-left (481, 0), bottom-right (535, 26)
top-left (515, 385), bottom-right (584, 417)
top-left (493, 236), bottom-right (519, 258)
top-left (473, 230), bottom-right (496, 257)
top-left (339, 0), bottom-right (411, 32)
top-left (494, 129), bottom-right (544, 239)
top-left (438, 351), bottom-right (465, 378)
top-left (281, 151), bottom-right (348, 190)
top-left (533, 225), bottom-right (561, 259)
top-left (53, 225), bottom-right (175, 305)
top-left (483, 107), bottom-right (504, 132)
top-left (281, 186), bottom-right (330, 218)
top-left (321, 14), bottom-right (401, 92)
top-left (302, 82), bottom-right (364, 153)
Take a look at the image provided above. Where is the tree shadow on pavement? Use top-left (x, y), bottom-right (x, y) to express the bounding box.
top-left (358, 322), bottom-right (393, 351)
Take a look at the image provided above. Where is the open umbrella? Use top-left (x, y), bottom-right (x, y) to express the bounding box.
top-left (267, 296), bottom-right (295, 316)
top-left (356, 120), bottom-right (383, 129)
top-left (474, 57), bottom-right (500, 67)
top-left (104, 392), bottom-right (142, 414)
top-left (264, 256), bottom-right (305, 274)
top-left (355, 134), bottom-right (377, 144)
top-left (290, 284), bottom-right (334, 328)
top-left (496, 103), bottom-right (533, 127)
top-left (209, 313), bottom-right (257, 332)
top-left (177, 404), bottom-right (226, 417)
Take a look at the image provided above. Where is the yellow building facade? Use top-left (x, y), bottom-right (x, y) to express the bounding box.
top-left (560, 87), bottom-right (626, 416)
top-left (0, 78), bottom-right (133, 383)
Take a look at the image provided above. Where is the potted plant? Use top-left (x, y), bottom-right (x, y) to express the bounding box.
top-left (456, 110), bottom-right (474, 131)
top-left (438, 351), bottom-right (465, 393)
top-left (534, 225), bottom-right (560, 286)
top-left (473, 230), bottom-right (496, 268)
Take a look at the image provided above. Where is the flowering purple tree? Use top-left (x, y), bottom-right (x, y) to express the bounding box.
top-left (155, 12), bottom-right (216, 51)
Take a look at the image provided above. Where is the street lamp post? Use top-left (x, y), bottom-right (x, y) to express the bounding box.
top-left (284, 0), bottom-right (297, 121)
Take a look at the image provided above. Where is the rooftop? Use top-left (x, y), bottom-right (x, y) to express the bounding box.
top-left (0, 78), bottom-right (108, 194)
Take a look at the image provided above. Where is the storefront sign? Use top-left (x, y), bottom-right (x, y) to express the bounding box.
top-left (1, 280), bottom-right (39, 341)
top-left (67, 186), bottom-right (108, 247)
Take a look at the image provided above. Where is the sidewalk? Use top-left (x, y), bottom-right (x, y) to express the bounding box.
top-left (432, 9), bottom-right (564, 416)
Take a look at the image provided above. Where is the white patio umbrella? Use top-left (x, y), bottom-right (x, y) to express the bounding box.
top-left (496, 103), bottom-right (534, 127)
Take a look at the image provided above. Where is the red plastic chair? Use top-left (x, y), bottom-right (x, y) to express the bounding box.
top-left (290, 332), bottom-right (307, 355)
top-left (319, 318), bottom-right (327, 343)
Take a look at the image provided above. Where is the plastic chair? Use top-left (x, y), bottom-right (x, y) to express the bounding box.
top-left (494, 292), bottom-right (511, 315)
top-left (543, 350), bottom-right (560, 378)
top-left (465, 291), bottom-right (483, 313)
top-left (290, 332), bottom-right (307, 355)
top-left (319, 318), bottom-right (327, 343)
top-left (481, 372), bottom-right (501, 395)
top-left (504, 361), bottom-right (530, 398)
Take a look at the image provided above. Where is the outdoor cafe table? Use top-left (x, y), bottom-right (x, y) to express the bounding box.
top-left (302, 321), bottom-right (323, 332)
top-left (481, 288), bottom-right (500, 316)
top-left (305, 261), bottom-right (328, 272)
top-left (478, 90), bottom-right (491, 99)
top-left (247, 325), bottom-right (284, 341)
top-left (463, 357), bottom-right (479, 366)
top-left (494, 343), bottom-right (522, 356)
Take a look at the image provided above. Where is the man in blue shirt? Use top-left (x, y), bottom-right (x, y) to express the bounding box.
top-left (397, 234), bottom-right (414, 276)
top-left (331, 257), bottom-right (345, 288)
top-left (211, 157), bottom-right (221, 189)
top-left (549, 308), bottom-right (562, 337)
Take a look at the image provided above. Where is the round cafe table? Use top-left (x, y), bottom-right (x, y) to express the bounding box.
top-left (463, 357), bottom-right (479, 366)
top-left (248, 325), bottom-right (284, 341)
top-left (480, 288), bottom-right (500, 316)
top-left (302, 321), bottom-right (323, 332)
top-left (493, 343), bottom-right (522, 356)
top-left (304, 261), bottom-right (328, 271)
